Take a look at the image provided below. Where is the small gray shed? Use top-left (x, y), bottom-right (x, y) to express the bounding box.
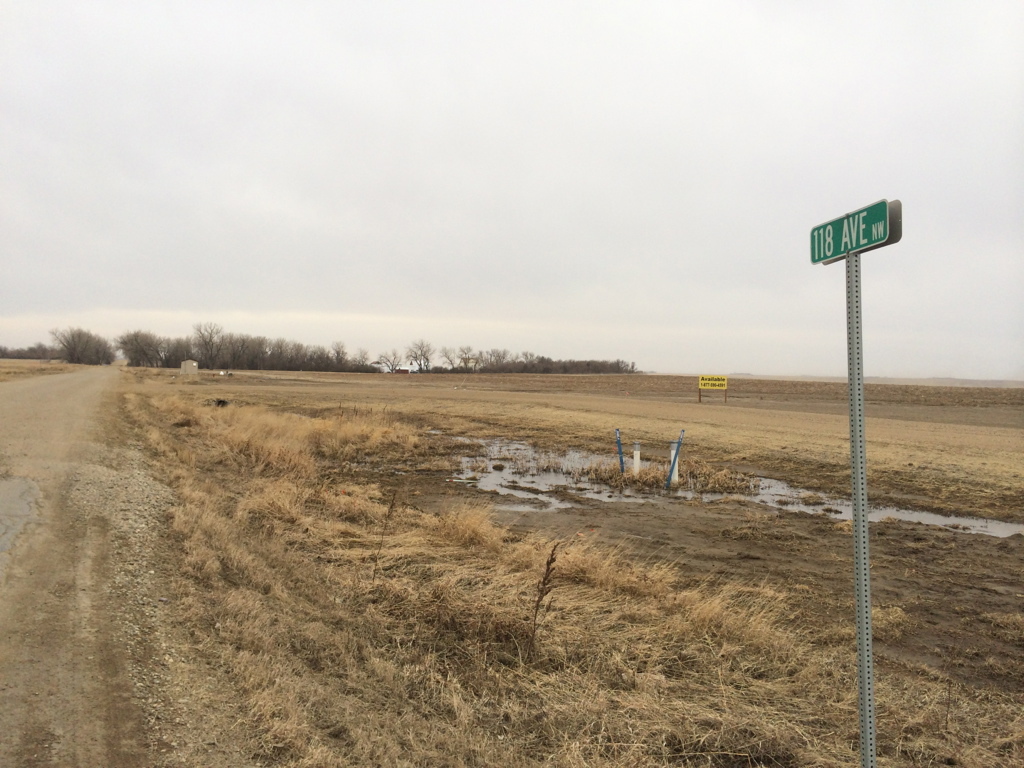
top-left (180, 359), bottom-right (199, 375)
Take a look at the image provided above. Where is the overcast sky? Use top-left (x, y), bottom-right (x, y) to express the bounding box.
top-left (2, 1), bottom-right (1022, 379)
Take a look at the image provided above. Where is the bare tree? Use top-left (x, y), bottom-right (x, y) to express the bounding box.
top-left (480, 348), bottom-right (511, 368)
top-left (163, 336), bottom-right (194, 367)
top-left (405, 339), bottom-right (434, 372)
top-left (439, 346), bottom-right (459, 371)
top-left (241, 336), bottom-right (270, 370)
top-left (284, 340), bottom-right (308, 369)
top-left (305, 345), bottom-right (331, 371)
top-left (51, 327), bottom-right (115, 365)
top-left (331, 341), bottom-right (348, 369)
top-left (116, 330), bottom-right (165, 367)
top-left (221, 333), bottom-right (251, 369)
top-left (0, 342), bottom-right (56, 360)
top-left (458, 345), bottom-right (477, 371)
top-left (192, 322), bottom-right (224, 369)
top-left (377, 348), bottom-right (402, 373)
top-left (353, 348), bottom-right (370, 367)
top-left (265, 337), bottom-right (290, 370)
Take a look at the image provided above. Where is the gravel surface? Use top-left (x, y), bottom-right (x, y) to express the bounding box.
top-left (0, 368), bottom-right (258, 767)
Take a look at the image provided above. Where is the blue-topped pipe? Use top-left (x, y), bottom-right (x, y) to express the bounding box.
top-left (665, 429), bottom-right (686, 490)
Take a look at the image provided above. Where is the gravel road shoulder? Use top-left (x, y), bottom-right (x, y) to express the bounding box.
top-left (0, 369), bottom-right (258, 767)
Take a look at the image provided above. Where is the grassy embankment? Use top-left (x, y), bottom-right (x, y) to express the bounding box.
top-left (122, 378), bottom-right (1024, 767)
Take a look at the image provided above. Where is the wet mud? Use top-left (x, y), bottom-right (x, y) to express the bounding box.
top-left (0, 477), bottom-right (40, 583)
top-left (457, 439), bottom-right (1024, 538)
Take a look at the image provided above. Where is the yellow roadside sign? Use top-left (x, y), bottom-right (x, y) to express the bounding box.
top-left (698, 376), bottom-right (728, 390)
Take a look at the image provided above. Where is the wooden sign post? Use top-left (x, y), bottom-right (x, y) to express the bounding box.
top-left (698, 375), bottom-right (728, 403)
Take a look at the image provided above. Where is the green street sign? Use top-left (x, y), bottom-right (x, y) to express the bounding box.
top-left (811, 199), bottom-right (901, 265)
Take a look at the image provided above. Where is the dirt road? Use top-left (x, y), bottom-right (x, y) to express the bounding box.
top-left (0, 367), bottom-right (168, 766)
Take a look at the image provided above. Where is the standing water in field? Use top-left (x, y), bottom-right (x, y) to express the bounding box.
top-left (0, 477), bottom-right (40, 582)
top-left (456, 439), bottom-right (1024, 538)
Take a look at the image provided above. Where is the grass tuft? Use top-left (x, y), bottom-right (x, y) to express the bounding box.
top-left (428, 500), bottom-right (504, 551)
top-left (583, 457), bottom-right (759, 494)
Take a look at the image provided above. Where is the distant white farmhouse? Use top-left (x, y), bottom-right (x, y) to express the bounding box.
top-left (180, 359), bottom-right (199, 376)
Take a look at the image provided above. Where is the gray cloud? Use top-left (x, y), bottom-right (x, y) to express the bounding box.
top-left (2, 1), bottom-right (1022, 377)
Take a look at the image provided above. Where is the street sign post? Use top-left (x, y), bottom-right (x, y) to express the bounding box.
top-left (811, 198), bottom-right (902, 768)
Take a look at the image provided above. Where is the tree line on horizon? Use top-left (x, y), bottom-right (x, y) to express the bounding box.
top-left (1, 328), bottom-right (118, 366)
top-left (2, 325), bottom-right (638, 375)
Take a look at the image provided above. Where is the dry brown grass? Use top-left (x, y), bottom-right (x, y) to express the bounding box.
top-left (721, 511), bottom-right (797, 542)
top-left (583, 460), bottom-right (668, 490)
top-left (582, 458), bottom-right (759, 494)
top-left (872, 605), bottom-right (915, 643)
top-left (427, 499), bottom-right (505, 552)
top-left (118, 375), bottom-right (1024, 767)
top-left (0, 359), bottom-right (77, 382)
top-left (980, 612), bottom-right (1024, 646)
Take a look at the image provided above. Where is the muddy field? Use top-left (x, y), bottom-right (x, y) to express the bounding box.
top-left (149, 375), bottom-right (1023, 668)
top-left (207, 370), bottom-right (1024, 521)
top-left (121, 368), bottom-right (1020, 766)
top-left (4, 366), bottom-right (1021, 766)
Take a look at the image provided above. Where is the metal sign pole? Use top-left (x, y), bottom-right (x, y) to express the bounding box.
top-left (846, 250), bottom-right (876, 768)
top-left (813, 198), bottom-right (899, 768)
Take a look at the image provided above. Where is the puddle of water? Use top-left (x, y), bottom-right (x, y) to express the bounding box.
top-left (0, 477), bottom-right (41, 582)
top-left (457, 440), bottom-right (1024, 538)
top-left (714, 478), bottom-right (1024, 538)
top-left (459, 443), bottom-right (645, 511)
